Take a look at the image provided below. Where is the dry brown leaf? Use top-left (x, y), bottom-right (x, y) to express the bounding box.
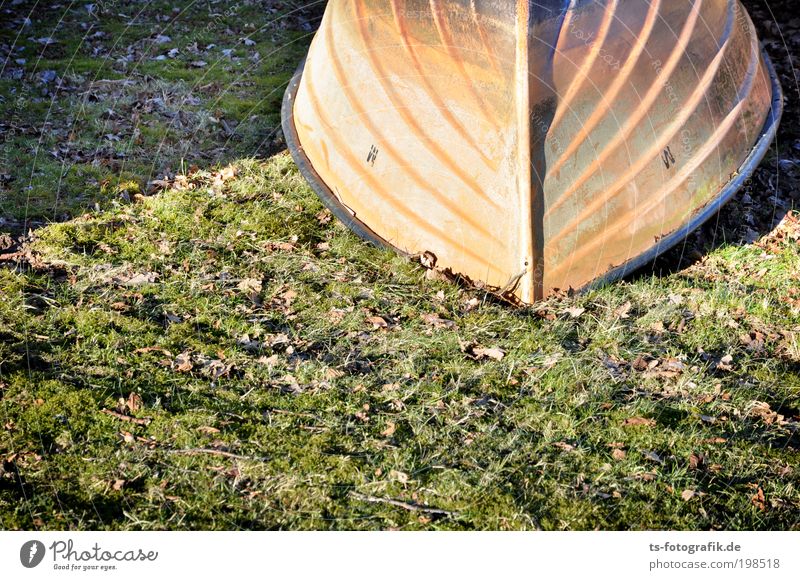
top-left (127, 392), bottom-right (142, 413)
top-left (257, 354), bottom-right (280, 367)
top-left (134, 346), bottom-right (174, 357)
top-left (174, 352), bottom-right (193, 373)
top-left (237, 278), bottom-right (262, 293)
top-left (752, 486), bottom-right (767, 511)
top-left (118, 271), bottom-right (158, 287)
top-left (681, 489), bottom-right (704, 501)
top-left (389, 470), bottom-right (409, 484)
top-left (280, 289), bottom-right (298, 308)
top-left (366, 315), bottom-right (388, 328)
top-left (218, 165), bottom-right (237, 182)
top-left (689, 453), bottom-right (705, 470)
top-left (421, 313), bottom-right (455, 329)
top-left (418, 251), bottom-right (437, 269)
top-left (614, 301), bottom-right (632, 319)
top-left (463, 297), bottom-right (480, 312)
top-left (564, 306), bottom-right (585, 319)
top-left (717, 354), bottom-right (734, 371)
top-left (472, 346), bottom-right (505, 361)
top-left (632, 355), bottom-right (651, 371)
top-left (623, 417), bottom-right (656, 427)
top-left (748, 401), bottom-right (784, 425)
top-left (643, 451), bottom-right (664, 464)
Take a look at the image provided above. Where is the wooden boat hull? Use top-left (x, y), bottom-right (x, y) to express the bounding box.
top-left (282, 0), bottom-right (782, 304)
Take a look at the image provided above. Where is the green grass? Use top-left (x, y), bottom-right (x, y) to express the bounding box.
top-left (1, 0), bottom-right (799, 530)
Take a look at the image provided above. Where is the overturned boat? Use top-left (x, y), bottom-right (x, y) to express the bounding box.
top-left (282, 0), bottom-right (782, 304)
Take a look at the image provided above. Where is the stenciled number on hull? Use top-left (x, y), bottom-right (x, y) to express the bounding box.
top-left (662, 146), bottom-right (676, 169)
top-left (367, 145), bottom-right (379, 166)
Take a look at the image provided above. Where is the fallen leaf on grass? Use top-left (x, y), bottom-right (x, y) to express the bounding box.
top-left (116, 271), bottom-right (158, 287)
top-left (315, 209), bottom-right (332, 224)
top-left (473, 347), bottom-right (505, 361)
top-left (134, 346), bottom-right (174, 357)
top-left (463, 297), bottom-right (480, 312)
top-left (646, 358), bottom-right (685, 378)
top-left (681, 489), bottom-right (705, 501)
top-left (689, 453), bottom-right (706, 470)
top-left (667, 293), bottom-right (684, 305)
top-left (747, 401), bottom-right (785, 425)
top-left (268, 241), bottom-right (297, 252)
top-left (218, 165), bottom-right (236, 182)
top-left (237, 334), bottom-right (261, 353)
top-left (174, 352), bottom-right (193, 373)
top-left (421, 313), bottom-right (455, 329)
top-left (643, 451), bottom-right (664, 464)
top-left (563, 306), bottom-right (585, 319)
top-left (200, 358), bottom-right (232, 380)
top-left (740, 331), bottom-right (766, 353)
top-left (460, 340), bottom-right (505, 361)
top-left (612, 448), bottom-right (627, 461)
top-left (752, 486), bottom-right (767, 511)
top-left (257, 354), bottom-right (280, 367)
top-left (623, 417), bottom-right (656, 427)
top-left (389, 470), bottom-right (409, 484)
top-left (417, 251), bottom-right (437, 269)
top-left (614, 301), bottom-right (632, 319)
top-left (716, 354), bottom-right (734, 371)
top-left (237, 278), bottom-right (262, 294)
top-left (126, 392), bottom-right (142, 413)
top-left (700, 437), bottom-right (727, 445)
top-left (631, 355), bottom-right (652, 371)
top-left (366, 315), bottom-right (388, 329)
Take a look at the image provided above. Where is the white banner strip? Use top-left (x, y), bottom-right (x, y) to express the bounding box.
top-left (1, 531), bottom-right (797, 579)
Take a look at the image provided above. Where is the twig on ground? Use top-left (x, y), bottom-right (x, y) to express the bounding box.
top-left (167, 448), bottom-right (267, 461)
top-left (349, 491), bottom-right (458, 518)
top-left (101, 409), bottom-right (151, 425)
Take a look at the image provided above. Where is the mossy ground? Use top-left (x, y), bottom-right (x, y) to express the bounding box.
top-left (1, 0), bottom-right (798, 530)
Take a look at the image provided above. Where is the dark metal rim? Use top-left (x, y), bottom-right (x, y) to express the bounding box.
top-left (281, 47), bottom-right (784, 298)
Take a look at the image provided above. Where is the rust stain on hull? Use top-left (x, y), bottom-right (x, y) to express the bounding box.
top-left (282, 0), bottom-right (782, 304)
